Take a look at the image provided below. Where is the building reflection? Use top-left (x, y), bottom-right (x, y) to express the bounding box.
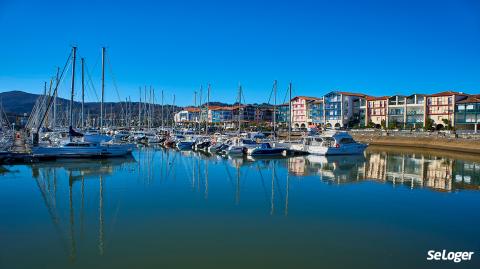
top-left (285, 150), bottom-right (480, 192)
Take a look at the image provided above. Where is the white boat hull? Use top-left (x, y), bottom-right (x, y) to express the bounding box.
top-left (307, 144), bottom-right (367, 155)
top-left (32, 144), bottom-right (133, 158)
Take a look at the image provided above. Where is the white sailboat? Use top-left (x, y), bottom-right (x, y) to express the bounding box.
top-left (32, 47), bottom-right (134, 158)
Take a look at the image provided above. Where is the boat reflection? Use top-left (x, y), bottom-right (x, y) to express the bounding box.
top-left (28, 156), bottom-right (137, 263)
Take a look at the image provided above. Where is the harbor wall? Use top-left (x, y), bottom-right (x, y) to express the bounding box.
top-left (350, 130), bottom-right (480, 154)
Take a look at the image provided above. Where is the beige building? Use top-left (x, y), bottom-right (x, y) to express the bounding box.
top-left (426, 91), bottom-right (467, 128)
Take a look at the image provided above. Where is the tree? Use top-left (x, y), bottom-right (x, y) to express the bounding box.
top-left (424, 118), bottom-right (434, 131)
top-left (388, 119), bottom-right (398, 130)
top-left (442, 119), bottom-right (452, 130)
top-left (366, 120), bottom-right (375, 128)
top-left (381, 119), bottom-right (386, 129)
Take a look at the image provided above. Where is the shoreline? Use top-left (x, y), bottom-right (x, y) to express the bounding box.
top-left (351, 131), bottom-right (480, 155)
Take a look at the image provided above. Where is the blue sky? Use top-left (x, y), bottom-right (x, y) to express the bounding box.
top-left (0, 0), bottom-right (479, 106)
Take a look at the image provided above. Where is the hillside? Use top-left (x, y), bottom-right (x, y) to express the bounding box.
top-left (0, 90), bottom-right (181, 117)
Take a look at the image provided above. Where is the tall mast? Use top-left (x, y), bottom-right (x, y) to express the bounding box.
top-left (288, 82), bottom-right (292, 142)
top-left (273, 80), bottom-right (277, 141)
top-left (206, 84), bottom-right (210, 135)
top-left (238, 84), bottom-right (242, 134)
top-left (144, 86), bottom-right (147, 128)
top-left (53, 67), bottom-right (59, 128)
top-left (161, 90), bottom-right (164, 129)
top-left (138, 87), bottom-right (142, 128)
top-left (152, 88), bottom-right (155, 128)
top-left (81, 58), bottom-right (85, 129)
top-left (69, 46), bottom-right (77, 128)
top-left (194, 90), bottom-right (197, 133)
top-left (172, 94), bottom-right (176, 131)
top-left (100, 47), bottom-right (106, 130)
top-left (199, 85), bottom-right (203, 135)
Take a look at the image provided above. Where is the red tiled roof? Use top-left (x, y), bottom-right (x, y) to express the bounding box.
top-left (428, 91), bottom-right (467, 97)
top-left (209, 106), bottom-right (235, 111)
top-left (457, 94), bottom-right (480, 103)
top-left (184, 107), bottom-right (200, 112)
top-left (366, 96), bottom-right (389, 101)
top-left (337, 91), bottom-right (368, 97)
top-left (291, 96), bottom-right (322, 101)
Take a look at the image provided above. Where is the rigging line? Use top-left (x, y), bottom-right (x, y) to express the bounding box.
top-left (267, 84), bottom-right (274, 105)
top-left (105, 51), bottom-right (126, 116)
top-left (90, 51), bottom-right (101, 80)
top-left (37, 51), bottom-right (72, 131)
top-left (84, 62), bottom-right (100, 102)
top-left (282, 86), bottom-right (289, 104)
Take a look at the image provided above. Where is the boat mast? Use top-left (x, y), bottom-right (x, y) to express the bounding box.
top-left (161, 90), bottom-right (164, 130)
top-left (69, 46), bottom-right (77, 128)
top-left (237, 84), bottom-right (242, 135)
top-left (194, 90), bottom-right (197, 134)
top-left (138, 87), bottom-right (142, 129)
top-left (152, 88), bottom-right (155, 128)
top-left (81, 58), bottom-right (85, 129)
top-left (273, 80), bottom-right (277, 141)
top-left (100, 47), bottom-right (106, 131)
top-left (199, 85), bottom-right (203, 135)
top-left (53, 67), bottom-right (59, 129)
top-left (172, 94), bottom-right (176, 131)
top-left (206, 84), bottom-right (210, 135)
top-left (288, 82), bottom-right (292, 142)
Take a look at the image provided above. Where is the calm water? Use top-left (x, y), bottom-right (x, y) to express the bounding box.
top-left (1, 146), bottom-right (479, 269)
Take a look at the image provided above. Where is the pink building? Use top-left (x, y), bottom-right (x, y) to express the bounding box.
top-left (291, 96), bottom-right (320, 128)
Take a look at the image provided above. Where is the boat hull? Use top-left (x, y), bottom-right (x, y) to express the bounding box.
top-left (32, 144), bottom-right (133, 158)
top-left (307, 144), bottom-right (367, 155)
top-left (177, 142), bottom-right (195, 150)
top-left (250, 148), bottom-right (286, 156)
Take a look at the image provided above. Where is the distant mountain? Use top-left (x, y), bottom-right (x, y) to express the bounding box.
top-left (0, 91), bottom-right (273, 118)
top-left (0, 91), bottom-right (181, 117)
top-left (0, 91), bottom-right (43, 115)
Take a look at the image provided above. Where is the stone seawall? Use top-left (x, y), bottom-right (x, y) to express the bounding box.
top-left (350, 130), bottom-right (480, 154)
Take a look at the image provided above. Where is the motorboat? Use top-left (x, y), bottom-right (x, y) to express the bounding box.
top-left (302, 131), bottom-right (367, 155)
top-left (226, 138), bottom-right (257, 156)
top-left (249, 142), bottom-right (287, 156)
top-left (113, 130), bottom-right (131, 142)
top-left (176, 135), bottom-right (195, 150)
top-left (193, 136), bottom-right (211, 150)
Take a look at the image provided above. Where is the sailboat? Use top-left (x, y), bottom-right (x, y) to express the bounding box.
top-left (32, 47), bottom-right (134, 158)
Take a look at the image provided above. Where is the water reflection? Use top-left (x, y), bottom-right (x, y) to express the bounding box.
top-left (29, 156), bottom-right (136, 262)
top-left (1, 147), bottom-right (480, 268)
top-left (286, 146), bottom-right (480, 192)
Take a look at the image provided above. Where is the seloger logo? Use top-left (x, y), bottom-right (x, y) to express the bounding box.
top-left (427, 250), bottom-right (474, 263)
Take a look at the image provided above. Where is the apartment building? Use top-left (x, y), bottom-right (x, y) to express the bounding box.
top-left (366, 96), bottom-right (388, 127)
top-left (324, 91), bottom-right (365, 128)
top-left (173, 107), bottom-right (200, 124)
top-left (307, 99), bottom-right (324, 127)
top-left (426, 91), bottom-right (467, 128)
top-left (208, 106), bottom-right (233, 123)
top-left (291, 96), bottom-right (319, 128)
top-left (455, 95), bottom-right (480, 131)
top-left (387, 95), bottom-right (425, 128)
top-left (275, 103), bottom-right (290, 125)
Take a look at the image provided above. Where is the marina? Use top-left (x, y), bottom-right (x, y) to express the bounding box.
top-left (2, 1), bottom-right (480, 267)
top-left (0, 146), bottom-right (479, 268)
